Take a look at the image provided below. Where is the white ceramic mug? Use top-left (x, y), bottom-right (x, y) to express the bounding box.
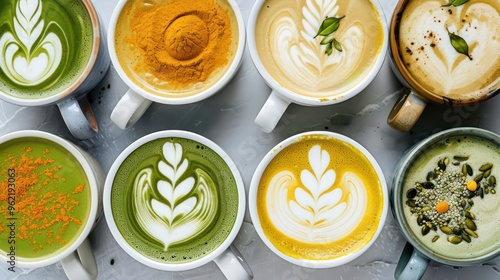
top-left (104, 130), bottom-right (253, 279)
top-left (107, 0), bottom-right (246, 130)
top-left (248, 0), bottom-right (388, 133)
top-left (249, 131), bottom-right (388, 268)
top-left (0, 130), bottom-right (105, 280)
top-left (0, 0), bottom-right (110, 140)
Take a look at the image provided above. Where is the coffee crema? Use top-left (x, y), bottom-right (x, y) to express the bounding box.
top-left (111, 137), bottom-right (238, 263)
top-left (114, 0), bottom-right (239, 98)
top-left (403, 136), bottom-right (500, 260)
top-left (0, 137), bottom-right (91, 261)
top-left (398, 0), bottom-right (500, 101)
top-left (0, 0), bottom-right (94, 99)
top-left (255, 0), bottom-right (384, 99)
top-left (257, 135), bottom-right (383, 260)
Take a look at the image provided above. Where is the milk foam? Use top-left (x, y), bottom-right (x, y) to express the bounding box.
top-left (256, 0), bottom-right (384, 98)
top-left (133, 142), bottom-right (219, 250)
top-left (266, 145), bottom-right (367, 244)
top-left (0, 0), bottom-right (63, 86)
top-left (399, 0), bottom-right (500, 99)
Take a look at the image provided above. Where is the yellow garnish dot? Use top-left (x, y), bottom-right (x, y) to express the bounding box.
top-left (436, 201), bottom-right (449, 214)
top-left (467, 180), bottom-right (478, 192)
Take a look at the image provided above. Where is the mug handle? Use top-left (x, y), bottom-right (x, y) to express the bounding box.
top-left (110, 89), bottom-right (153, 130)
top-left (58, 96), bottom-right (98, 140)
top-left (387, 88), bottom-right (427, 132)
top-left (213, 244), bottom-right (254, 280)
top-left (254, 90), bottom-right (291, 133)
top-left (394, 242), bottom-right (430, 280)
top-left (60, 238), bottom-right (98, 280)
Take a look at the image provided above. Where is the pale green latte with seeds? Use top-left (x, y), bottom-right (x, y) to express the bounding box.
top-left (111, 137), bottom-right (239, 263)
top-left (0, 0), bottom-right (93, 99)
top-left (403, 136), bottom-right (500, 260)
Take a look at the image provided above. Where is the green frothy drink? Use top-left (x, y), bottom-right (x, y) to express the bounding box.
top-left (0, 0), bottom-right (93, 99)
top-left (111, 137), bottom-right (239, 263)
top-left (0, 137), bottom-right (91, 261)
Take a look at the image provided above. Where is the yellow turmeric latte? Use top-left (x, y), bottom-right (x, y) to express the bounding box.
top-left (257, 135), bottom-right (383, 260)
top-left (115, 0), bottom-right (239, 98)
top-left (0, 138), bottom-right (91, 261)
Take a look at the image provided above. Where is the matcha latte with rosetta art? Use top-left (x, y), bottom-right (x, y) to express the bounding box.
top-left (0, 137), bottom-right (91, 262)
top-left (0, 0), bottom-right (93, 99)
top-left (255, 0), bottom-right (385, 98)
top-left (110, 137), bottom-right (239, 263)
top-left (252, 133), bottom-right (386, 263)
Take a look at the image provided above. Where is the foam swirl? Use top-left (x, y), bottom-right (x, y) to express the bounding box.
top-left (0, 0), bottom-right (64, 86)
top-left (266, 145), bottom-right (367, 244)
top-left (265, 0), bottom-right (368, 96)
top-left (399, 0), bottom-right (500, 99)
top-left (132, 142), bottom-right (218, 250)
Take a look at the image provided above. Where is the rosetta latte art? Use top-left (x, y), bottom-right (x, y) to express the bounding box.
top-left (132, 141), bottom-right (218, 250)
top-left (266, 145), bottom-right (367, 244)
top-left (271, 0), bottom-right (364, 95)
top-left (0, 0), bottom-right (64, 86)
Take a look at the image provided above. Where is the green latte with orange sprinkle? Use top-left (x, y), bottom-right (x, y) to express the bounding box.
top-left (0, 137), bottom-right (90, 262)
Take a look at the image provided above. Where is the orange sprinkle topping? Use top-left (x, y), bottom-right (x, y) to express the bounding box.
top-left (0, 147), bottom-right (85, 251)
top-left (436, 201), bottom-right (449, 214)
top-left (467, 180), bottom-right (478, 192)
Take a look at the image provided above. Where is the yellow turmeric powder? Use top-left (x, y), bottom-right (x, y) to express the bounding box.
top-left (123, 0), bottom-right (234, 90)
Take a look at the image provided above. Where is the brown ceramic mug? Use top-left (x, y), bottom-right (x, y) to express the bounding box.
top-left (387, 0), bottom-right (500, 132)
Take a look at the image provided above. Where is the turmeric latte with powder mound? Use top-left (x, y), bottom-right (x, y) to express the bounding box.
top-left (0, 137), bottom-right (91, 262)
top-left (115, 0), bottom-right (239, 98)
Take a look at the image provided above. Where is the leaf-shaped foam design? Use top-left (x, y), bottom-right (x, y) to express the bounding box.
top-left (266, 145), bottom-right (367, 244)
top-left (133, 141), bottom-right (219, 250)
top-left (268, 0), bottom-right (366, 94)
top-left (0, 0), bottom-right (64, 86)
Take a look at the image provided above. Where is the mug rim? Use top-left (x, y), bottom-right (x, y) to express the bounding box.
top-left (0, 130), bottom-right (99, 268)
top-left (103, 130), bottom-right (246, 271)
top-left (391, 127), bottom-right (500, 266)
top-left (107, 0), bottom-right (246, 105)
top-left (388, 0), bottom-right (500, 106)
top-left (247, 0), bottom-right (388, 106)
top-left (0, 0), bottom-right (102, 107)
top-left (249, 131), bottom-right (389, 268)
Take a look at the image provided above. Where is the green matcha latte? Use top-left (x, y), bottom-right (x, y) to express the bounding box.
top-left (0, 137), bottom-right (91, 262)
top-left (0, 0), bottom-right (93, 99)
top-left (111, 137), bottom-right (239, 263)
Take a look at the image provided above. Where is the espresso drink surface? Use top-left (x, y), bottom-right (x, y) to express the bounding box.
top-left (111, 137), bottom-right (239, 263)
top-left (403, 136), bottom-right (500, 260)
top-left (399, 0), bottom-right (500, 101)
top-left (0, 0), bottom-right (94, 99)
top-left (257, 135), bottom-right (383, 260)
top-left (0, 137), bottom-right (91, 261)
top-left (114, 0), bottom-right (240, 98)
top-left (255, 0), bottom-right (384, 98)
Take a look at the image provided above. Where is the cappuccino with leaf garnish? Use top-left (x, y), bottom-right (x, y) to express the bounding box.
top-left (398, 0), bottom-right (500, 101)
top-left (110, 137), bottom-right (238, 263)
top-left (252, 133), bottom-right (385, 262)
top-left (403, 135), bottom-right (500, 259)
top-left (254, 0), bottom-right (384, 98)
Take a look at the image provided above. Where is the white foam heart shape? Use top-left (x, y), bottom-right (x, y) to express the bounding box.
top-left (400, 1), bottom-right (500, 99)
top-left (0, 0), bottom-right (63, 86)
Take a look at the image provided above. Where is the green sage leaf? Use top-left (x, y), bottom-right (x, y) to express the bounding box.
top-left (325, 42), bottom-right (333, 56)
top-left (447, 29), bottom-right (471, 59)
top-left (314, 16), bottom-right (345, 38)
top-left (442, 0), bottom-right (469, 7)
top-left (333, 39), bottom-right (343, 52)
top-left (320, 36), bottom-right (333, 45)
